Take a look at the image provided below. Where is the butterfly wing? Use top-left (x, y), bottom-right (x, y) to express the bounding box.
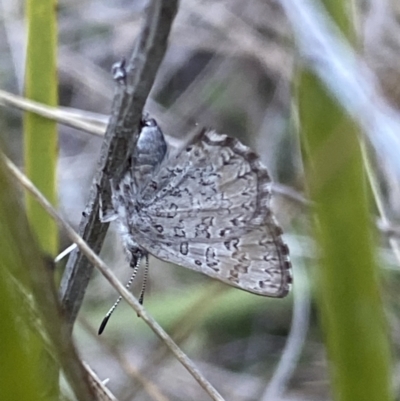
top-left (131, 129), bottom-right (292, 297)
top-left (138, 225), bottom-right (291, 297)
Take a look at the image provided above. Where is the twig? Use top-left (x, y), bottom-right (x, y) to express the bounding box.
top-left (55, 243), bottom-right (77, 263)
top-left (126, 283), bottom-right (227, 400)
top-left (378, 221), bottom-right (400, 240)
top-left (0, 89), bottom-right (104, 136)
top-left (59, 0), bottom-right (179, 329)
top-left (2, 154), bottom-right (225, 401)
top-left (82, 362), bottom-right (118, 401)
top-left (272, 183), bottom-right (312, 207)
top-left (261, 246), bottom-right (311, 400)
top-left (361, 141), bottom-right (400, 264)
top-left (79, 317), bottom-right (170, 401)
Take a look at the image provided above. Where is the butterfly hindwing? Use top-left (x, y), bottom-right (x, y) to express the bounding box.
top-left (127, 128), bottom-right (291, 297)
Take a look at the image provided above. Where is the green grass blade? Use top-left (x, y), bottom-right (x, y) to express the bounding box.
top-left (23, 0), bottom-right (59, 397)
top-left (0, 157), bottom-right (48, 401)
top-left (297, 2), bottom-right (393, 401)
top-left (24, 0), bottom-right (58, 256)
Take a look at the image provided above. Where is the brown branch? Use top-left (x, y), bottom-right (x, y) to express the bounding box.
top-left (59, 0), bottom-right (179, 329)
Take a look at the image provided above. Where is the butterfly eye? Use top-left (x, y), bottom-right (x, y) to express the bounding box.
top-left (145, 118), bottom-right (156, 127)
top-left (140, 116), bottom-right (157, 128)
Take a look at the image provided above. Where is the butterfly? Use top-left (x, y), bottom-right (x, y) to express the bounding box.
top-left (98, 116), bottom-right (291, 333)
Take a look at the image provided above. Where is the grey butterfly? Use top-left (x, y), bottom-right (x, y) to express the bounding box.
top-left (99, 116), bottom-right (291, 332)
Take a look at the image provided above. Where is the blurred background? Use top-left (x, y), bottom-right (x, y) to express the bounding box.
top-left (1, 0), bottom-right (400, 400)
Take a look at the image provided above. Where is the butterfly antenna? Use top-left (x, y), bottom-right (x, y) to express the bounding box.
top-left (138, 254), bottom-right (149, 306)
top-left (98, 256), bottom-right (141, 335)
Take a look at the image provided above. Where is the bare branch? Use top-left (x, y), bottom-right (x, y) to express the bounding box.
top-left (59, 0), bottom-right (179, 329)
top-left (261, 250), bottom-right (311, 400)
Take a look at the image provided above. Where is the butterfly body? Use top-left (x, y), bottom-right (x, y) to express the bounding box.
top-left (101, 117), bottom-right (292, 297)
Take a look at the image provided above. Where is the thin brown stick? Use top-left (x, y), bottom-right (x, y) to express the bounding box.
top-left (59, 0), bottom-right (179, 330)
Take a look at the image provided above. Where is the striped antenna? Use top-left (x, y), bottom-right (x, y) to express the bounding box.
top-left (98, 255), bottom-right (141, 335)
top-left (138, 254), bottom-right (149, 305)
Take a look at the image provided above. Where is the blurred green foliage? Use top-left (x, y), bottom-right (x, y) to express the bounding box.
top-left (24, 0), bottom-right (59, 256)
top-left (297, 1), bottom-right (393, 400)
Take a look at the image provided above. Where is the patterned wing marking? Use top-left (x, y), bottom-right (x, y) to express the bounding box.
top-left (136, 224), bottom-right (291, 297)
top-left (128, 128), bottom-right (292, 297)
top-left (134, 129), bottom-right (273, 238)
